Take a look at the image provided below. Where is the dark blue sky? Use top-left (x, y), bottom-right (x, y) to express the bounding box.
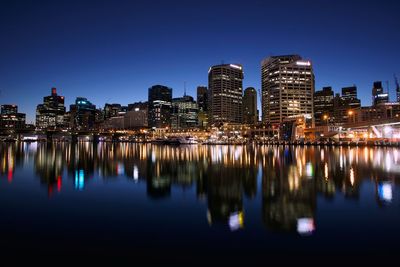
top-left (1, 0), bottom-right (399, 123)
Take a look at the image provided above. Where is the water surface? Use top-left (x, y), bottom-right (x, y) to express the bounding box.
top-left (1, 142), bottom-right (399, 265)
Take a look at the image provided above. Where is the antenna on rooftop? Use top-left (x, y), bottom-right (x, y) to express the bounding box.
top-left (184, 81), bottom-right (187, 97)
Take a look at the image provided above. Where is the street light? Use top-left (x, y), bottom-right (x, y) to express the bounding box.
top-left (348, 110), bottom-right (355, 123)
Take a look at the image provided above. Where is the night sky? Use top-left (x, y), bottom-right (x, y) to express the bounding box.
top-left (1, 0), bottom-right (399, 123)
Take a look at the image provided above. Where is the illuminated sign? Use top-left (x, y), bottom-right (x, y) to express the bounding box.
top-left (296, 61), bottom-right (311, 66)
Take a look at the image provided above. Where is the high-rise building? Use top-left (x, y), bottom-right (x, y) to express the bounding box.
top-left (243, 87), bottom-right (258, 124)
top-left (36, 88), bottom-right (66, 129)
top-left (171, 95), bottom-right (198, 129)
top-left (69, 97), bottom-right (96, 130)
top-left (148, 85), bottom-right (172, 128)
top-left (261, 55), bottom-right (314, 126)
top-left (332, 86), bottom-right (361, 124)
top-left (208, 64), bottom-right (243, 124)
top-left (314, 87), bottom-right (334, 126)
top-left (197, 86), bottom-right (208, 128)
top-left (197, 86), bottom-right (208, 112)
top-left (372, 81), bottom-right (389, 106)
top-left (0, 104), bottom-right (26, 130)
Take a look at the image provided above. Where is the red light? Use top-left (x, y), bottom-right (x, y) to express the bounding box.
top-left (52, 88), bottom-right (57, 95)
top-left (57, 176), bottom-right (62, 192)
top-left (7, 169), bottom-right (12, 183)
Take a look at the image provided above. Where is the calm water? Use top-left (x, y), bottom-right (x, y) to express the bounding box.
top-left (1, 142), bottom-right (399, 265)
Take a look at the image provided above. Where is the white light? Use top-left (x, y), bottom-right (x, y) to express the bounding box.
top-left (378, 182), bottom-right (393, 202)
top-left (229, 64), bottom-right (242, 70)
top-left (133, 165), bottom-right (139, 181)
top-left (296, 61), bottom-right (311, 66)
top-left (297, 218), bottom-right (315, 235)
top-left (134, 108), bottom-right (140, 111)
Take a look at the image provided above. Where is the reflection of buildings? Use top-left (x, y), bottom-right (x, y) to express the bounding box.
top-left (2, 142), bottom-right (399, 229)
top-left (261, 147), bottom-right (316, 233)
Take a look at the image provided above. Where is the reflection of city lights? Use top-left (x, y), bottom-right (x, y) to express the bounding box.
top-left (229, 211), bottom-right (244, 231)
top-left (133, 165), bottom-right (139, 181)
top-left (75, 170), bottom-right (84, 190)
top-left (297, 218), bottom-right (315, 236)
top-left (324, 163), bottom-right (329, 180)
top-left (378, 182), bottom-right (393, 203)
top-left (306, 162), bottom-right (313, 178)
top-left (117, 163), bottom-right (124, 175)
top-left (349, 167), bottom-right (355, 186)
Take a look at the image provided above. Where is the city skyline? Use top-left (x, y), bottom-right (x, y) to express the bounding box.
top-left (1, 0), bottom-right (399, 123)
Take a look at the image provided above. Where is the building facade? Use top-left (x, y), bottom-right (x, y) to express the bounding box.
top-left (261, 55), bottom-right (314, 126)
top-left (36, 88), bottom-right (66, 129)
top-left (171, 95), bottom-right (198, 129)
top-left (148, 85), bottom-right (172, 128)
top-left (0, 104), bottom-right (26, 130)
top-left (243, 87), bottom-right (258, 124)
top-left (69, 97), bottom-right (96, 130)
top-left (372, 81), bottom-right (389, 106)
top-left (314, 87), bottom-right (334, 126)
top-left (208, 64), bottom-right (243, 124)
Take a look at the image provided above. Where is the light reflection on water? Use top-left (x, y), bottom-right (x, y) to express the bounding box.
top-left (0, 142), bottom-right (399, 263)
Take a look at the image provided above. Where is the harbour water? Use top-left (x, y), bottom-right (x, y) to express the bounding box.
top-left (0, 142), bottom-right (399, 265)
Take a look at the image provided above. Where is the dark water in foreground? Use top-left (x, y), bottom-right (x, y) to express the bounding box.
top-left (0, 142), bottom-right (399, 265)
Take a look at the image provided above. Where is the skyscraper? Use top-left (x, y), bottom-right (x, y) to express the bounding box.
top-left (197, 86), bottom-right (208, 128)
top-left (208, 64), bottom-right (244, 124)
top-left (261, 55), bottom-right (314, 126)
top-left (171, 95), bottom-right (198, 129)
top-left (36, 88), bottom-right (66, 129)
top-left (148, 85), bottom-right (172, 128)
top-left (395, 75), bottom-right (400, 103)
top-left (243, 87), bottom-right (258, 124)
top-left (372, 81), bottom-right (389, 106)
top-left (69, 97), bottom-right (96, 130)
top-left (314, 87), bottom-right (334, 126)
top-left (197, 86), bottom-right (208, 112)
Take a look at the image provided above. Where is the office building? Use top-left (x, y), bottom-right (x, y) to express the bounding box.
top-left (69, 97), bottom-right (96, 130)
top-left (372, 81), bottom-right (389, 106)
top-left (0, 104), bottom-right (26, 130)
top-left (261, 55), bottom-right (314, 126)
top-left (148, 85), bottom-right (172, 128)
top-left (243, 87), bottom-right (258, 124)
top-left (36, 88), bottom-right (66, 129)
top-left (197, 86), bottom-right (208, 112)
top-left (171, 95), bottom-right (198, 129)
top-left (314, 87), bottom-right (334, 126)
top-left (208, 64), bottom-right (243, 124)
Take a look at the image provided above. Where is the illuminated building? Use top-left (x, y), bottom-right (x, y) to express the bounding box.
top-left (125, 102), bottom-right (148, 128)
top-left (314, 87), bottom-right (334, 126)
top-left (372, 81), bottom-right (389, 106)
top-left (69, 97), bottom-right (96, 130)
top-left (148, 85), bottom-right (172, 128)
top-left (171, 95), bottom-right (198, 129)
top-left (104, 103), bottom-right (122, 119)
top-left (261, 55), bottom-right (314, 126)
top-left (35, 88), bottom-right (66, 129)
top-left (243, 87), bottom-right (258, 124)
top-left (332, 86), bottom-right (361, 124)
top-left (208, 64), bottom-right (244, 124)
top-left (0, 104), bottom-right (26, 130)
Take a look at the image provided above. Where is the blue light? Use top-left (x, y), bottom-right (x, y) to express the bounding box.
top-left (75, 170), bottom-right (85, 190)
